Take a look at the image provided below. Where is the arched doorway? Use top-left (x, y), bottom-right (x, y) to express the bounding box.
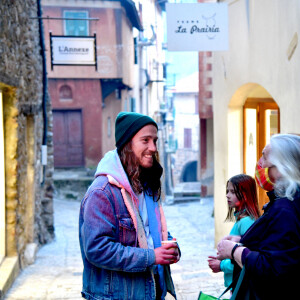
top-left (227, 83), bottom-right (280, 210)
top-left (180, 160), bottom-right (198, 182)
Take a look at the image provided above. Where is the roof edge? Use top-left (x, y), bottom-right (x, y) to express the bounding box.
top-left (122, 0), bottom-right (143, 31)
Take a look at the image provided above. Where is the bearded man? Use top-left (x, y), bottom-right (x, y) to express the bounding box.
top-left (79, 112), bottom-right (180, 300)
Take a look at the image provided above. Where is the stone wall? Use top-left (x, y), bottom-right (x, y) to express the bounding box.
top-left (0, 0), bottom-right (54, 273)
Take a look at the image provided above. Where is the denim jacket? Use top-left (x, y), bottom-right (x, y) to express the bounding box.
top-left (79, 150), bottom-right (176, 300)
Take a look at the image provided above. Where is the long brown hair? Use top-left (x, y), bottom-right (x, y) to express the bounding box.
top-left (118, 141), bottom-right (162, 201)
top-left (225, 174), bottom-right (261, 222)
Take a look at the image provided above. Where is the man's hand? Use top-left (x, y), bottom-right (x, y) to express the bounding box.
top-left (154, 242), bottom-right (179, 265)
top-left (208, 256), bottom-right (221, 273)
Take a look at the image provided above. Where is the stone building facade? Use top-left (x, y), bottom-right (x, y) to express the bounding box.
top-left (42, 0), bottom-right (143, 168)
top-left (0, 0), bottom-right (54, 298)
top-left (169, 73), bottom-right (200, 186)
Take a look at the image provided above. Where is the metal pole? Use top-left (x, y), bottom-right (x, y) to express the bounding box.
top-left (30, 16), bottom-right (99, 21)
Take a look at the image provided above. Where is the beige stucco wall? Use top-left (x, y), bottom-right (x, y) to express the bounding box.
top-left (213, 0), bottom-right (300, 244)
top-left (101, 93), bottom-right (122, 156)
top-left (143, 3), bottom-right (165, 117)
top-left (121, 12), bottom-right (135, 88)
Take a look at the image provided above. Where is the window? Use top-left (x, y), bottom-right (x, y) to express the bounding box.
top-left (195, 95), bottom-right (199, 114)
top-left (134, 38), bottom-right (138, 65)
top-left (59, 85), bottom-right (72, 100)
top-left (184, 128), bottom-right (192, 148)
top-left (64, 11), bottom-right (89, 36)
top-left (130, 97), bottom-right (136, 112)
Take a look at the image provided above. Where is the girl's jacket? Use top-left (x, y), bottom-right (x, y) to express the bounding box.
top-left (79, 149), bottom-right (176, 300)
top-left (220, 216), bottom-right (255, 287)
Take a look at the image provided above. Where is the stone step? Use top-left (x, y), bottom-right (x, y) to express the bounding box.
top-left (53, 168), bottom-right (94, 201)
top-left (166, 181), bottom-right (202, 204)
top-left (173, 181), bottom-right (201, 196)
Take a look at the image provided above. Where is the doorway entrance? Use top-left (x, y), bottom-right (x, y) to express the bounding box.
top-left (180, 160), bottom-right (198, 182)
top-left (243, 98), bottom-right (280, 208)
top-left (53, 110), bottom-right (84, 167)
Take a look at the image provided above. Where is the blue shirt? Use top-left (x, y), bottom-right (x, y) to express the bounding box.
top-left (220, 216), bottom-right (255, 287)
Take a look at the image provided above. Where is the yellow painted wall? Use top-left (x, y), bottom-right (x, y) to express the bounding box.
top-left (0, 90), bottom-right (5, 260)
top-left (213, 0), bottom-right (300, 243)
top-left (1, 86), bottom-right (18, 256)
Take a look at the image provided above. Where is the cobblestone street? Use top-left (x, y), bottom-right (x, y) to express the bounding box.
top-left (4, 196), bottom-right (230, 300)
top-left (163, 198), bottom-right (228, 299)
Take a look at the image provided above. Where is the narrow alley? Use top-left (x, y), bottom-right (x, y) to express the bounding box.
top-left (4, 195), bottom-right (228, 300)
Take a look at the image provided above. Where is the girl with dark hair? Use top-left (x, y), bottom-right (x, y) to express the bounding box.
top-left (224, 174), bottom-right (260, 222)
top-left (208, 174), bottom-right (260, 289)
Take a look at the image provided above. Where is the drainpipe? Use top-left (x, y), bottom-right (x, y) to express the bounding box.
top-left (37, 0), bottom-right (48, 185)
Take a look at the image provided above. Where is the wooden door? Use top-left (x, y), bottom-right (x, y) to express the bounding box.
top-left (243, 98), bottom-right (280, 209)
top-left (53, 110), bottom-right (84, 167)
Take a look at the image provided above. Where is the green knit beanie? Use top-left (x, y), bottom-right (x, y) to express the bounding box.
top-left (115, 111), bottom-right (158, 150)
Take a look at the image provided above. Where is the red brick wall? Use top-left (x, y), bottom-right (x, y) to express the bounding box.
top-left (198, 51), bottom-right (213, 119)
top-left (49, 78), bottom-right (103, 166)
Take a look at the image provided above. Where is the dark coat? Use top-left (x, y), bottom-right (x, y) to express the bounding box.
top-left (233, 188), bottom-right (300, 299)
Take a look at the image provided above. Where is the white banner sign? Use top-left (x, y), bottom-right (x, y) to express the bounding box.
top-left (51, 36), bottom-right (96, 65)
top-left (166, 3), bottom-right (228, 51)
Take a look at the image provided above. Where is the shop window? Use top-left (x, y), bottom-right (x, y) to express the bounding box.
top-left (64, 11), bottom-right (89, 36)
top-left (243, 98), bottom-right (280, 209)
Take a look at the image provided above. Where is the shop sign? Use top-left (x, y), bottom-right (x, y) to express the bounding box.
top-left (50, 34), bottom-right (97, 69)
top-left (166, 3), bottom-right (228, 51)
